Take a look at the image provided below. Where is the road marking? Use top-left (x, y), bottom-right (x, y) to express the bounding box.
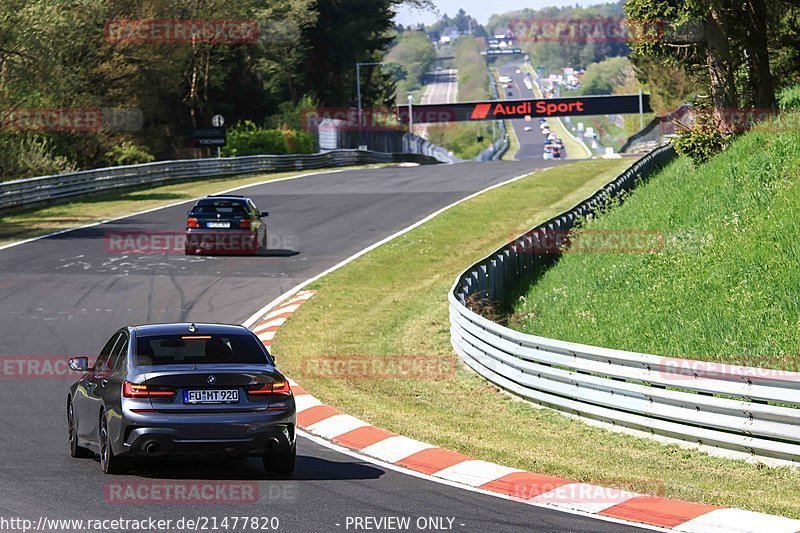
top-left (0, 167), bottom-right (360, 253)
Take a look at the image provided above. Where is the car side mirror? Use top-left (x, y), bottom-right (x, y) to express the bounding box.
top-left (260, 211), bottom-right (269, 218)
top-left (68, 356), bottom-right (91, 372)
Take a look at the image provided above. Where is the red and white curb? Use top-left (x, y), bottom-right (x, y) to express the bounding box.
top-left (252, 294), bottom-right (800, 533)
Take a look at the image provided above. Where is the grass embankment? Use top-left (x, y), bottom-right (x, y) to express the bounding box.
top-left (273, 156), bottom-right (800, 518)
top-left (523, 64), bottom-right (592, 160)
top-left (0, 165), bottom-right (386, 247)
top-left (427, 36), bottom-right (493, 159)
top-left (511, 125), bottom-right (800, 370)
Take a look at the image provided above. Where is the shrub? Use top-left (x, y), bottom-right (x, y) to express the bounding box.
top-left (222, 121), bottom-right (316, 157)
top-left (104, 141), bottom-right (155, 166)
top-left (672, 107), bottom-right (731, 166)
top-left (282, 128), bottom-right (315, 154)
top-left (778, 84), bottom-right (800, 111)
top-left (0, 134), bottom-right (77, 180)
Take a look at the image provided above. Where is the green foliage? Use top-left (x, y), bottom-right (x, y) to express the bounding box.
top-left (0, 134), bottom-right (77, 180)
top-left (579, 56), bottom-right (631, 95)
top-left (778, 85), bottom-right (800, 111)
top-left (385, 31), bottom-right (436, 99)
top-left (427, 123), bottom-right (491, 159)
top-left (625, 0), bottom-right (800, 110)
top-left (221, 121), bottom-right (315, 157)
top-left (266, 95), bottom-right (319, 131)
top-left (453, 36), bottom-right (490, 101)
top-left (104, 142), bottom-right (154, 167)
top-left (488, 2), bottom-right (629, 69)
top-left (672, 107), bottom-right (731, 166)
top-left (0, 0), bottom-right (409, 177)
top-left (424, 36), bottom-right (492, 159)
top-left (512, 127), bottom-right (800, 369)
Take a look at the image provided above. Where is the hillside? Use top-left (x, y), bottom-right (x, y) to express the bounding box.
top-left (511, 122), bottom-right (800, 369)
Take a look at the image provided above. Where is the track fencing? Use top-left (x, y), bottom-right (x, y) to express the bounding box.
top-left (450, 145), bottom-right (800, 464)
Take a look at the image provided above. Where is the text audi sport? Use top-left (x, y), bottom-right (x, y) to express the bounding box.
top-left (67, 323), bottom-right (296, 475)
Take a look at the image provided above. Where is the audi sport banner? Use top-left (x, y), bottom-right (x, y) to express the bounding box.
top-left (397, 94), bottom-right (651, 124)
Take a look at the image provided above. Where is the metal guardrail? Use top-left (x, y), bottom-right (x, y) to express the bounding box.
top-left (0, 149), bottom-right (443, 212)
top-left (450, 145), bottom-right (800, 463)
top-left (621, 104), bottom-right (691, 154)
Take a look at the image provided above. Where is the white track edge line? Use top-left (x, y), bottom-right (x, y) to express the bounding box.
top-left (242, 168), bottom-right (548, 327)
top-left (297, 429), bottom-right (667, 532)
top-left (0, 167), bottom-right (362, 253)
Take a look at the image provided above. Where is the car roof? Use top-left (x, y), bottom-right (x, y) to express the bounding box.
top-left (205, 195), bottom-right (249, 200)
top-left (130, 323), bottom-right (251, 336)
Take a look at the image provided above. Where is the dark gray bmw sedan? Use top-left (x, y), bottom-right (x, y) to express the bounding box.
top-left (66, 323), bottom-right (296, 475)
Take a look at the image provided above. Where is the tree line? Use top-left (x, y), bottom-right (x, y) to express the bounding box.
top-left (0, 0), bottom-right (428, 178)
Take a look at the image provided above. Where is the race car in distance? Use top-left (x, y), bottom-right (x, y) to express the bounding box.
top-left (185, 195), bottom-right (268, 255)
top-left (67, 323), bottom-right (296, 475)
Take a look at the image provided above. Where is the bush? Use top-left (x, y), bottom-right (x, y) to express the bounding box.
top-left (672, 107), bottom-right (731, 166)
top-left (104, 141), bottom-right (155, 166)
top-left (282, 129), bottom-right (315, 154)
top-left (0, 134), bottom-right (77, 180)
top-left (222, 121), bottom-right (316, 157)
top-left (778, 84), bottom-right (800, 111)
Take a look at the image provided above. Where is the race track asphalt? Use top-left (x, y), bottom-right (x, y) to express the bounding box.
top-left (0, 160), bottom-right (646, 532)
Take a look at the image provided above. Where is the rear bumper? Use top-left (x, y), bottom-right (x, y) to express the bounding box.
top-left (118, 408), bottom-right (296, 457)
top-left (125, 425), bottom-right (293, 457)
top-left (184, 230), bottom-right (259, 255)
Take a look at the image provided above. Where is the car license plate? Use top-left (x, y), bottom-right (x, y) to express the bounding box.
top-left (183, 389), bottom-right (239, 404)
top-left (207, 222), bottom-right (230, 228)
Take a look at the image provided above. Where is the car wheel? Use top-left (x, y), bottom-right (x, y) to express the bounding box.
top-left (99, 411), bottom-right (128, 475)
top-left (67, 400), bottom-right (92, 458)
top-left (263, 442), bottom-right (296, 476)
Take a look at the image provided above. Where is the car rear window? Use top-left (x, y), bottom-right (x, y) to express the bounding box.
top-left (192, 200), bottom-right (248, 216)
top-left (135, 333), bottom-right (268, 366)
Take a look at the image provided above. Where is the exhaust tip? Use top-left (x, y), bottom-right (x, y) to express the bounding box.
top-left (145, 442), bottom-right (160, 455)
top-left (265, 438), bottom-right (280, 451)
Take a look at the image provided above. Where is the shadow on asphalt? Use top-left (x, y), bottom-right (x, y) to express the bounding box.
top-left (126, 455), bottom-right (385, 482)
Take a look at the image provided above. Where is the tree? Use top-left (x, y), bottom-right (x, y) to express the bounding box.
top-left (625, 0), bottom-right (796, 110)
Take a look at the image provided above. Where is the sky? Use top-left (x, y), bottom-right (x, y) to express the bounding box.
top-left (395, 1), bottom-right (609, 27)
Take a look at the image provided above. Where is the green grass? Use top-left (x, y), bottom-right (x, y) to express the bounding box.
top-left (511, 126), bottom-right (800, 370)
top-left (427, 123), bottom-right (493, 160)
top-left (0, 165), bottom-right (387, 247)
top-left (273, 156), bottom-right (800, 518)
top-left (500, 120), bottom-right (519, 161)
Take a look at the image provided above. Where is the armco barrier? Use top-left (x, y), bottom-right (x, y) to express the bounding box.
top-left (0, 149), bottom-right (444, 212)
top-left (449, 145), bottom-right (800, 463)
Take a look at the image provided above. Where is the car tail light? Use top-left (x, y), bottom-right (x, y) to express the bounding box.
top-left (123, 381), bottom-right (176, 399)
top-left (186, 217), bottom-right (200, 228)
top-left (246, 380), bottom-right (292, 397)
top-left (239, 219), bottom-right (251, 229)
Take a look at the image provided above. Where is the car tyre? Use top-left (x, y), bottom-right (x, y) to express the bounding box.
top-left (99, 411), bottom-right (128, 475)
top-left (68, 400), bottom-right (93, 458)
top-left (263, 442), bottom-right (295, 476)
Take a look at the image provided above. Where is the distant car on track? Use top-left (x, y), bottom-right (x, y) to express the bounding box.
top-left (67, 323), bottom-right (296, 475)
top-left (523, 126), bottom-right (533, 132)
top-left (185, 195), bottom-right (268, 255)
